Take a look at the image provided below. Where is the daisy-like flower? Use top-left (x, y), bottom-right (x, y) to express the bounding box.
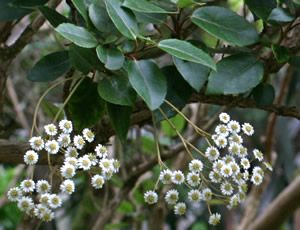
top-left (40, 209), bottom-right (55, 222)
top-left (202, 188), bottom-right (212, 201)
top-left (188, 189), bottom-right (202, 203)
top-left (99, 158), bottom-right (113, 172)
top-left (233, 174), bottom-right (244, 185)
top-left (87, 153), bottom-right (98, 166)
top-left (239, 191), bottom-right (246, 202)
top-left (172, 170), bottom-right (185, 185)
top-left (239, 146), bottom-right (248, 158)
top-left (20, 179), bottom-right (35, 193)
top-left (230, 162), bottom-right (240, 176)
top-left (240, 158), bottom-right (250, 169)
top-left (45, 140), bottom-right (59, 154)
top-left (60, 179), bottom-right (75, 194)
top-left (213, 160), bottom-right (225, 173)
top-left (78, 155), bottom-right (92, 171)
top-left (253, 149), bottom-right (264, 162)
top-left (228, 143), bottom-right (241, 156)
top-left (211, 134), bottom-right (218, 142)
top-left (253, 166), bottom-right (264, 176)
top-left (44, 124), bottom-right (57, 136)
top-left (174, 202), bottom-right (186, 215)
top-left (239, 182), bottom-right (248, 193)
top-left (102, 169), bottom-right (114, 180)
top-left (242, 123), bottom-right (254, 136)
top-left (91, 174), bottom-right (105, 189)
top-left (205, 146), bottom-right (220, 161)
top-left (112, 159), bottom-right (120, 173)
top-left (243, 171), bottom-right (249, 181)
top-left (188, 159), bottom-right (203, 173)
top-left (65, 146), bottom-right (78, 158)
top-left (251, 173), bottom-right (263, 185)
top-left (215, 124), bottom-right (229, 137)
top-left (159, 169), bottom-right (173, 185)
top-left (228, 120), bottom-right (241, 133)
top-left (209, 171), bottom-right (222, 183)
top-left (186, 172), bottom-right (201, 187)
top-left (220, 182), bottom-right (233, 196)
top-left (95, 144), bottom-right (108, 158)
top-left (24, 150), bottom-right (39, 165)
top-left (57, 133), bottom-right (71, 148)
top-left (29, 136), bottom-right (44, 151)
top-left (229, 134), bottom-right (243, 145)
top-left (17, 196), bottom-right (34, 211)
top-left (60, 163), bottom-right (76, 179)
top-left (73, 135), bottom-right (85, 150)
top-left (215, 135), bottom-right (228, 148)
top-left (219, 112), bottom-right (230, 123)
top-left (48, 194), bottom-right (62, 209)
top-left (65, 157), bottom-right (78, 168)
top-left (263, 162), bottom-right (273, 171)
top-left (228, 194), bottom-right (240, 209)
top-left (144, 191), bottom-right (158, 204)
top-left (223, 155), bottom-right (235, 164)
top-left (221, 164), bottom-right (233, 178)
top-left (209, 213), bottom-right (221, 226)
top-left (7, 187), bottom-right (22, 202)
top-left (82, 128), bottom-right (95, 142)
top-left (165, 189), bottom-right (179, 205)
top-left (36, 180), bottom-right (51, 194)
top-left (40, 193), bottom-right (51, 206)
top-left (59, 120), bottom-right (73, 133)
top-left (34, 204), bottom-right (50, 218)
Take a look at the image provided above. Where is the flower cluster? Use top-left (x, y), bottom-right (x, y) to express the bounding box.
top-left (7, 120), bottom-right (120, 222)
top-left (144, 113), bottom-right (272, 226)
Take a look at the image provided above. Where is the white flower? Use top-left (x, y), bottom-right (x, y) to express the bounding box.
top-left (99, 158), bottom-right (113, 172)
top-left (243, 171), bottom-right (249, 181)
top-left (7, 187), bottom-right (22, 202)
top-left (228, 120), bottom-right (240, 133)
top-left (223, 155), bottom-right (235, 164)
top-left (45, 140), bottom-right (59, 154)
top-left (242, 123), bottom-right (254, 136)
top-left (60, 163), bottom-right (76, 179)
top-left (239, 146), bottom-right (248, 158)
top-left (144, 191), bottom-right (158, 204)
top-left (219, 112), bottom-right (230, 123)
top-left (17, 196), bottom-right (34, 211)
top-left (253, 166), bottom-right (264, 176)
top-left (65, 146), bottom-right (78, 158)
top-left (229, 134), bottom-right (243, 144)
top-left (112, 159), bottom-right (120, 173)
top-left (174, 202), bottom-right (186, 215)
top-left (102, 169), bottom-right (114, 180)
top-left (57, 133), bottom-right (71, 148)
top-left (215, 124), bottom-right (229, 137)
top-left (91, 175), bottom-right (105, 189)
top-left (205, 146), bottom-right (220, 161)
top-left (29, 136), bottom-right (44, 151)
top-left (39, 193), bottom-right (51, 206)
top-left (59, 120), bottom-right (73, 133)
top-left (202, 188), bottom-right (212, 201)
top-left (172, 170), bottom-right (185, 185)
top-left (251, 173), bottom-right (263, 185)
top-left (48, 194), bottom-right (62, 209)
top-left (36, 180), bottom-right (51, 194)
top-left (95, 144), bottom-right (108, 158)
top-left (189, 159), bottom-right (203, 173)
top-left (44, 124), bottom-right (57, 136)
top-left (230, 162), bottom-right (240, 175)
top-left (82, 128), bottom-right (95, 142)
top-left (209, 171), bottom-right (222, 183)
top-left (60, 179), bottom-right (75, 194)
top-left (239, 182), bottom-right (248, 193)
top-left (209, 213), bottom-right (221, 226)
top-left (40, 209), bottom-right (55, 222)
top-left (64, 157), bottom-right (78, 168)
top-left (188, 189), bottom-right (202, 203)
top-left (253, 149), bottom-right (264, 162)
top-left (73, 135), bottom-right (85, 150)
top-left (24, 150), bottom-right (39, 165)
top-left (213, 160), bottom-right (225, 173)
top-left (159, 169), bottom-right (173, 185)
top-left (215, 135), bottom-right (228, 148)
top-left (220, 182), bottom-right (233, 196)
top-left (186, 172), bottom-right (201, 187)
top-left (34, 204), bottom-right (50, 218)
top-left (78, 155), bottom-right (92, 171)
top-left (87, 153), bottom-right (98, 166)
top-left (221, 164), bottom-right (232, 178)
top-left (165, 189), bottom-right (179, 205)
top-left (20, 179), bottom-right (35, 193)
top-left (240, 158), bottom-right (250, 169)
top-left (228, 143), bottom-right (241, 156)
top-left (263, 162), bottom-right (273, 171)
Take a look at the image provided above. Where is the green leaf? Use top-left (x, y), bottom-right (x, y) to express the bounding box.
top-left (158, 39), bottom-right (216, 70)
top-left (245, 0), bottom-right (276, 21)
top-left (107, 103), bottom-right (132, 143)
top-left (134, 11), bottom-right (167, 24)
top-left (161, 114), bottom-right (186, 137)
top-left (69, 78), bottom-right (106, 130)
top-left (272, 44), bottom-right (290, 63)
top-left (27, 51), bottom-right (72, 82)
top-left (0, 0), bottom-right (32, 21)
top-left (267, 7), bottom-right (295, 23)
top-left (40, 100), bottom-right (64, 121)
top-left (71, 0), bottom-right (89, 24)
top-left (39, 6), bottom-right (71, 27)
top-left (11, 0), bottom-right (48, 8)
top-left (69, 45), bottom-right (94, 73)
top-left (96, 45), bottom-right (125, 70)
top-left (288, 56), bottom-right (300, 70)
top-left (253, 83), bottom-right (275, 107)
top-left (55, 23), bottom-right (98, 48)
top-left (104, 0), bottom-right (138, 40)
top-left (122, 0), bottom-right (177, 14)
top-left (127, 60), bottom-right (167, 110)
top-left (105, 222), bottom-right (129, 230)
top-left (98, 76), bottom-right (136, 106)
top-left (206, 55), bottom-right (264, 95)
top-left (191, 222), bottom-right (208, 230)
top-left (191, 6), bottom-right (259, 46)
top-left (173, 56), bottom-right (210, 92)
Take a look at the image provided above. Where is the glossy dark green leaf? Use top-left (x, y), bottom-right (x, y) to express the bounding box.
top-left (245, 0), bottom-right (276, 21)
top-left (40, 100), bottom-right (64, 121)
top-left (177, 0), bottom-right (196, 8)
top-left (253, 83), bottom-right (275, 107)
top-left (288, 56), bottom-right (300, 70)
top-left (71, 0), bottom-right (89, 23)
top-left (173, 56), bottom-right (210, 92)
top-left (69, 78), bottom-right (106, 130)
top-left (267, 7), bottom-right (295, 23)
top-left (98, 76), bottom-right (136, 106)
top-left (69, 45), bottom-right (95, 73)
top-left (27, 51), bottom-right (72, 82)
top-left (39, 6), bottom-right (71, 27)
top-left (127, 60), bottom-right (167, 110)
top-left (122, 0), bottom-right (177, 14)
top-left (158, 39), bottom-right (216, 70)
top-left (272, 44), bottom-right (290, 63)
top-left (206, 55), bottom-right (264, 95)
top-left (191, 6), bottom-right (259, 46)
top-left (55, 23), bottom-right (98, 48)
top-left (104, 0), bottom-right (138, 40)
top-left (134, 11), bottom-right (167, 24)
top-left (161, 114), bottom-right (186, 137)
top-left (11, 0), bottom-right (48, 8)
top-left (96, 45), bottom-right (124, 70)
top-left (107, 103), bottom-right (132, 143)
top-left (0, 0), bottom-right (32, 21)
